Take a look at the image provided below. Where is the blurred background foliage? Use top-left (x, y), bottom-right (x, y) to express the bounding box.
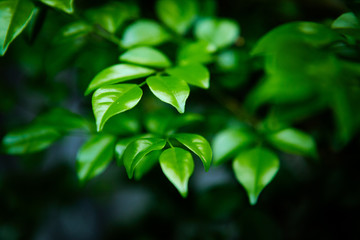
top-left (1, 0), bottom-right (360, 239)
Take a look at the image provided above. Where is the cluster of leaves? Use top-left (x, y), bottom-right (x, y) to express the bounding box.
top-left (2, 0), bottom-right (360, 205)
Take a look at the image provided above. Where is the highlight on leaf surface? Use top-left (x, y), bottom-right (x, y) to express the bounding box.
top-left (166, 63), bottom-right (210, 89)
top-left (119, 46), bottom-right (171, 68)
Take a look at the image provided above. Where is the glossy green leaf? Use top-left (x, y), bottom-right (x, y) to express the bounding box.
top-left (267, 128), bottom-right (317, 158)
top-left (194, 18), bottom-right (240, 50)
top-left (92, 84), bottom-right (143, 132)
top-left (134, 150), bottom-right (161, 180)
top-left (76, 134), bottom-right (116, 184)
top-left (233, 147), bottom-right (279, 205)
top-left (212, 128), bottom-right (256, 165)
top-left (40, 0), bottom-right (73, 14)
top-left (35, 108), bottom-right (89, 132)
top-left (119, 46), bottom-right (171, 68)
top-left (0, 0), bottom-right (36, 56)
top-left (156, 0), bottom-right (197, 34)
top-left (85, 64), bottom-right (155, 95)
top-left (166, 63), bottom-right (210, 89)
top-left (173, 133), bottom-right (212, 171)
top-left (122, 19), bottom-right (170, 48)
top-left (2, 125), bottom-right (61, 155)
top-left (160, 147), bottom-right (194, 197)
top-left (177, 41), bottom-right (214, 65)
top-left (85, 2), bottom-right (138, 33)
top-left (147, 76), bottom-right (190, 114)
top-left (123, 138), bottom-right (166, 178)
top-left (115, 137), bottom-right (136, 166)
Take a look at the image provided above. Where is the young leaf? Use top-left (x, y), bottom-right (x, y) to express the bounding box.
top-left (233, 147), bottom-right (280, 205)
top-left (159, 147), bottom-right (194, 197)
top-left (147, 76), bottom-right (190, 114)
top-left (266, 128), bottom-right (317, 158)
top-left (172, 133), bottom-right (212, 171)
top-left (156, 0), bottom-right (197, 34)
top-left (194, 18), bottom-right (240, 50)
top-left (76, 134), bottom-right (116, 184)
top-left (92, 84), bottom-right (143, 132)
top-left (40, 0), bottom-right (74, 14)
top-left (166, 63), bottom-right (210, 89)
top-left (2, 125), bottom-right (61, 155)
top-left (122, 19), bottom-right (170, 48)
top-left (123, 138), bottom-right (166, 178)
top-left (0, 0), bottom-right (36, 56)
top-left (85, 64), bottom-right (155, 95)
top-left (212, 128), bottom-right (256, 165)
top-left (119, 46), bottom-right (171, 68)
top-left (134, 150), bottom-right (161, 180)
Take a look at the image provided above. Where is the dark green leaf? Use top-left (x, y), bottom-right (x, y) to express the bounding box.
top-left (102, 111), bottom-right (141, 136)
top-left (160, 147), bottom-right (194, 197)
top-left (147, 75), bottom-right (190, 113)
top-left (156, 0), bottom-right (197, 34)
top-left (85, 64), bottom-right (154, 95)
top-left (194, 18), bottom-right (240, 50)
top-left (134, 150), bottom-right (161, 180)
top-left (267, 128), bottom-right (317, 158)
top-left (2, 125), bottom-right (61, 155)
top-left (122, 19), bottom-right (170, 48)
top-left (92, 84), bottom-right (143, 132)
top-left (76, 134), bottom-right (116, 184)
top-left (0, 0), bottom-right (36, 55)
top-left (53, 21), bottom-right (92, 44)
top-left (123, 138), bottom-right (166, 178)
top-left (166, 63), bottom-right (210, 89)
top-left (40, 0), bottom-right (74, 14)
top-left (144, 109), bottom-right (175, 135)
top-left (119, 46), bottom-right (171, 68)
top-left (173, 133), bottom-right (212, 171)
top-left (212, 128), bottom-right (256, 165)
top-left (233, 147), bottom-right (279, 205)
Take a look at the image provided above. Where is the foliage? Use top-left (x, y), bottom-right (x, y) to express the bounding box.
top-left (1, 0), bottom-right (360, 213)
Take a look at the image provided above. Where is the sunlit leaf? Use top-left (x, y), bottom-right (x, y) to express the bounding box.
top-left (123, 138), bottom-right (166, 178)
top-left (147, 75), bottom-right (190, 114)
top-left (156, 0), bottom-right (197, 34)
top-left (40, 0), bottom-right (74, 14)
top-left (76, 134), bottom-right (116, 184)
top-left (122, 19), bottom-right (170, 48)
top-left (0, 0), bottom-right (36, 55)
top-left (159, 147), bottom-right (194, 197)
top-left (212, 128), bottom-right (256, 165)
top-left (2, 125), bottom-right (61, 155)
top-left (92, 84), bottom-right (143, 132)
top-left (85, 64), bottom-right (155, 95)
top-left (233, 147), bottom-right (279, 205)
top-left (173, 133), bottom-right (212, 171)
top-left (166, 63), bottom-right (210, 89)
top-left (119, 46), bottom-right (171, 68)
top-left (194, 18), bottom-right (240, 50)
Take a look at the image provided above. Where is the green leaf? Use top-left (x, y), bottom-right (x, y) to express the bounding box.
top-left (102, 111), bottom-right (141, 136)
top-left (159, 147), bottom-right (194, 197)
top-left (144, 109), bottom-right (175, 135)
top-left (40, 0), bottom-right (74, 14)
top-left (134, 150), bottom-right (161, 180)
top-left (85, 64), bottom-right (155, 95)
top-left (332, 12), bottom-right (360, 29)
top-left (85, 2), bottom-right (138, 33)
top-left (119, 46), bottom-right (171, 68)
top-left (2, 125), bottom-right (61, 155)
top-left (53, 21), bottom-right (92, 44)
top-left (167, 113), bottom-right (204, 133)
top-left (35, 108), bottom-right (89, 132)
top-left (76, 134), bottom-right (116, 184)
top-left (172, 133), bottom-right (212, 171)
top-left (232, 147), bottom-right (279, 205)
top-left (266, 128), bottom-right (317, 158)
top-left (0, 0), bottom-right (36, 56)
top-left (92, 84), bottom-right (143, 132)
top-left (123, 138), bottom-right (166, 178)
top-left (194, 18), bottom-right (240, 50)
top-left (122, 19), bottom-right (170, 48)
top-left (147, 76), bottom-right (190, 114)
top-left (166, 63), bottom-right (210, 89)
top-left (212, 128), bottom-right (256, 165)
top-left (115, 137), bottom-right (136, 166)
top-left (156, 0), bottom-right (197, 34)
top-left (177, 40), bottom-right (214, 65)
